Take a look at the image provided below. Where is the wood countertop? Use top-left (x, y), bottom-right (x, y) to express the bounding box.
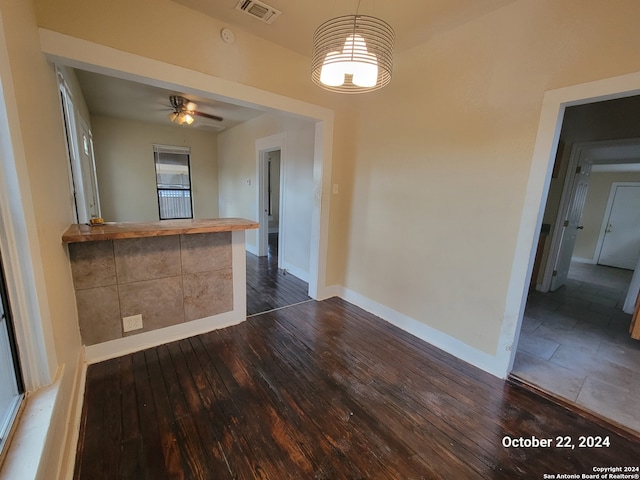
top-left (62, 218), bottom-right (259, 243)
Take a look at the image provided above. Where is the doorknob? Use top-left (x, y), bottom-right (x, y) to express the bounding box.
top-left (606, 223), bottom-right (613, 233)
top-left (577, 225), bottom-right (584, 230)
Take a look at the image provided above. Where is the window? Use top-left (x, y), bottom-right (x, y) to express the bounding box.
top-left (153, 145), bottom-right (193, 220)
top-left (0, 255), bottom-right (24, 458)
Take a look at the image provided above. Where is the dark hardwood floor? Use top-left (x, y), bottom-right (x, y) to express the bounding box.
top-left (245, 233), bottom-right (310, 316)
top-left (74, 298), bottom-right (640, 479)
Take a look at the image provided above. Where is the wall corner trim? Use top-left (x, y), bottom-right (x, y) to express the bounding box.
top-left (57, 350), bottom-right (88, 480)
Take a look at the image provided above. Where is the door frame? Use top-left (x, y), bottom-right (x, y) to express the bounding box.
top-left (595, 181), bottom-right (640, 268)
top-left (77, 115), bottom-right (101, 219)
top-left (541, 139), bottom-right (640, 292)
top-left (256, 134), bottom-right (286, 261)
top-left (40, 28), bottom-right (335, 301)
top-left (499, 71), bottom-right (640, 378)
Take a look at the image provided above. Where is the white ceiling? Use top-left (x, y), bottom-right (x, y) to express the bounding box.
top-left (76, 0), bottom-right (515, 130)
top-left (172, 0), bottom-right (515, 57)
top-left (75, 69), bottom-right (265, 132)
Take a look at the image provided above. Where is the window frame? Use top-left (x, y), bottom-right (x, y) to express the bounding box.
top-left (153, 144), bottom-right (193, 220)
top-left (0, 255), bottom-right (25, 458)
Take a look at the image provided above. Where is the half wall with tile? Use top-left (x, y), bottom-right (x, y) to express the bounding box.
top-left (62, 218), bottom-right (258, 352)
top-left (68, 232), bottom-right (233, 345)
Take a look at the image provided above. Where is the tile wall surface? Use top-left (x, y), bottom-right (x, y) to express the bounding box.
top-left (68, 232), bottom-right (233, 345)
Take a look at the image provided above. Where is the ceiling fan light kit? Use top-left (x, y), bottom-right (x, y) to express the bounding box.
top-left (167, 95), bottom-right (223, 126)
top-left (312, 14), bottom-right (394, 94)
top-left (168, 111), bottom-right (195, 125)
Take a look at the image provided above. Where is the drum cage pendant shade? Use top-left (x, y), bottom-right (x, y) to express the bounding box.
top-left (312, 15), bottom-right (394, 94)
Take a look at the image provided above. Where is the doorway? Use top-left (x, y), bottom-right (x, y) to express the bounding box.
top-left (511, 95), bottom-right (640, 434)
top-left (246, 136), bottom-right (312, 316)
top-left (264, 149), bottom-right (281, 270)
top-left (258, 143), bottom-right (283, 262)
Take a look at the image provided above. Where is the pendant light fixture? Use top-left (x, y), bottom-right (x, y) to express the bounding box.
top-left (311, 4), bottom-right (394, 94)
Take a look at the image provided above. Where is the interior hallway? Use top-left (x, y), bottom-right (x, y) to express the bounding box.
top-left (245, 233), bottom-right (311, 316)
top-left (512, 262), bottom-right (640, 434)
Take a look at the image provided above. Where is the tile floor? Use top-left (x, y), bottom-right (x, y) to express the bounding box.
top-left (511, 262), bottom-right (640, 434)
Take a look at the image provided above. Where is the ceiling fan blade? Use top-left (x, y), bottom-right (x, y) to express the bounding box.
top-left (193, 111), bottom-right (223, 122)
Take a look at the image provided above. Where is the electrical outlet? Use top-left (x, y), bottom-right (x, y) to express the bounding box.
top-left (122, 314), bottom-right (143, 332)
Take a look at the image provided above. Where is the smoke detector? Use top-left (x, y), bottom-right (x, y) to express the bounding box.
top-left (235, 0), bottom-right (281, 24)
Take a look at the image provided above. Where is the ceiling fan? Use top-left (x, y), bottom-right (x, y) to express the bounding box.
top-left (167, 95), bottom-right (223, 125)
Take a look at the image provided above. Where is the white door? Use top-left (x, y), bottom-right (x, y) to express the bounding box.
top-left (550, 164), bottom-right (592, 291)
top-left (598, 185), bottom-right (640, 270)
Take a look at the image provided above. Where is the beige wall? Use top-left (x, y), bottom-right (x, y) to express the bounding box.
top-left (32, 0), bottom-right (640, 355)
top-left (339, 1), bottom-right (640, 352)
top-left (218, 112), bottom-right (315, 277)
top-left (574, 172), bottom-right (640, 261)
top-left (91, 115), bottom-right (219, 222)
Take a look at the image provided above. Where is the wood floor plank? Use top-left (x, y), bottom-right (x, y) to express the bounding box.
top-left (119, 355), bottom-right (140, 443)
top-left (197, 331), bottom-right (311, 478)
top-left (157, 343), bottom-right (232, 479)
top-left (119, 437), bottom-right (145, 479)
top-left (74, 358), bottom-right (122, 480)
top-left (273, 301), bottom-right (576, 476)
top-left (310, 298), bottom-right (640, 470)
top-left (270, 306), bottom-right (503, 477)
top-left (236, 318), bottom-right (442, 479)
top-left (130, 350), bottom-right (168, 480)
top-left (253, 310), bottom-right (484, 478)
top-left (227, 321), bottom-right (368, 479)
top-left (75, 298), bottom-right (640, 479)
top-left (245, 233), bottom-right (310, 316)
top-left (179, 337), bottom-right (261, 479)
top-left (212, 325), bottom-right (366, 479)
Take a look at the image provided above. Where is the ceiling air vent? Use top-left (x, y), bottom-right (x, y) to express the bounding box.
top-left (235, 0), bottom-right (281, 24)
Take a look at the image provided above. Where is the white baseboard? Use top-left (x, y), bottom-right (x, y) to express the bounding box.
top-left (246, 243), bottom-right (258, 256)
top-left (337, 286), bottom-right (507, 378)
top-left (281, 261), bottom-right (309, 283)
top-left (571, 256), bottom-right (596, 264)
top-left (83, 310), bottom-right (245, 364)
